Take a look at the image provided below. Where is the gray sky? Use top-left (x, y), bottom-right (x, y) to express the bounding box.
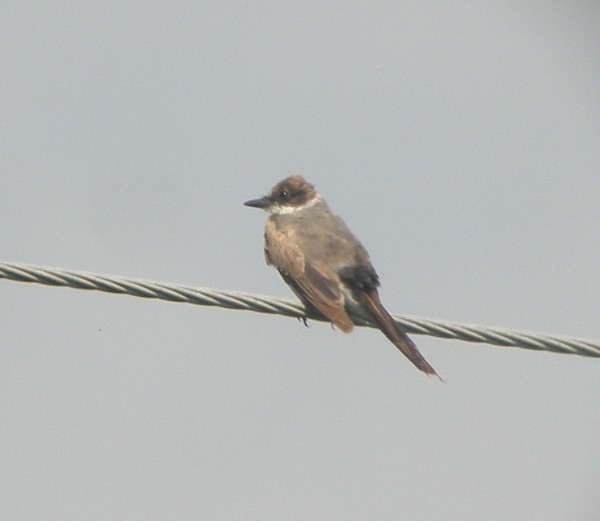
top-left (1, 2), bottom-right (599, 520)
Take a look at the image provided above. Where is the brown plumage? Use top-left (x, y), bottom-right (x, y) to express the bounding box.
top-left (244, 175), bottom-right (440, 378)
top-left (357, 289), bottom-right (439, 376)
top-left (264, 218), bottom-right (355, 333)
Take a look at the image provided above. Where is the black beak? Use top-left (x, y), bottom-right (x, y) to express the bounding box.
top-left (243, 196), bottom-right (271, 209)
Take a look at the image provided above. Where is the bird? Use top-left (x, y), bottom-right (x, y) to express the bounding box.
top-left (244, 175), bottom-right (439, 378)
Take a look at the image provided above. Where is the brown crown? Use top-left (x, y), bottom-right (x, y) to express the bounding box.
top-left (269, 175), bottom-right (318, 206)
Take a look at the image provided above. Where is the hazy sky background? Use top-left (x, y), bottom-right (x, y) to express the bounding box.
top-left (1, 2), bottom-right (599, 520)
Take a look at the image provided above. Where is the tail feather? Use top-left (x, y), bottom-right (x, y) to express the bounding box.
top-left (359, 290), bottom-right (441, 379)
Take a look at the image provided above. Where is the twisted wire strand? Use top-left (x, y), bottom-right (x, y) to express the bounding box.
top-left (1, 261), bottom-right (599, 358)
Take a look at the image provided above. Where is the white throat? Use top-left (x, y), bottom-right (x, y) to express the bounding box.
top-left (270, 195), bottom-right (321, 215)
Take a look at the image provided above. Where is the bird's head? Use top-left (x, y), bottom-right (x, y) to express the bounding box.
top-left (244, 175), bottom-right (319, 214)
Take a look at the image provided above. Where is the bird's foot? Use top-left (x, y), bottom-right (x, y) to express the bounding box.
top-left (297, 316), bottom-right (310, 328)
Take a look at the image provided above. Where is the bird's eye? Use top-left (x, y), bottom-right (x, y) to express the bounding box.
top-left (280, 190), bottom-right (289, 199)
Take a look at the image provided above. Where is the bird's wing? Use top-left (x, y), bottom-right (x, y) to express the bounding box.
top-left (265, 220), bottom-right (354, 332)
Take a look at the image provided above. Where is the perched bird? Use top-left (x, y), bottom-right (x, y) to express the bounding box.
top-left (244, 175), bottom-right (439, 377)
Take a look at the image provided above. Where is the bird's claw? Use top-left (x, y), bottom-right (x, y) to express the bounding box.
top-left (297, 316), bottom-right (310, 328)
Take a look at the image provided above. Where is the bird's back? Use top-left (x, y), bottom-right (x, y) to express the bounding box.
top-left (270, 201), bottom-right (374, 274)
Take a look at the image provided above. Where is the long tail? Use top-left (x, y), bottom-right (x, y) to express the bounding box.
top-left (358, 290), bottom-right (441, 379)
